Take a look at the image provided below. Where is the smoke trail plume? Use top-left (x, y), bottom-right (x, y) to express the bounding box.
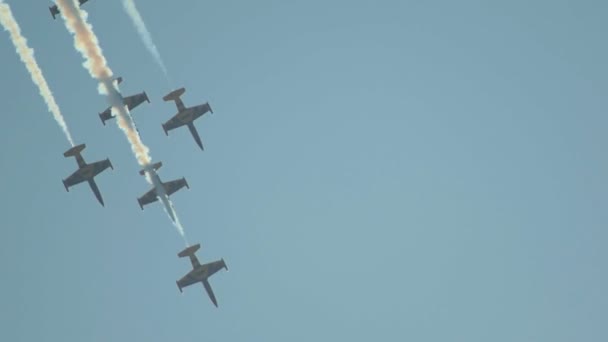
top-left (0, 1), bottom-right (75, 146)
top-left (122, 0), bottom-right (171, 86)
top-left (56, 0), bottom-right (186, 242)
top-left (144, 169), bottom-right (188, 245)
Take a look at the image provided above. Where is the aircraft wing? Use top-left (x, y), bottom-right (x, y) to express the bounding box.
top-left (177, 272), bottom-right (199, 290)
top-left (124, 92), bottom-right (149, 111)
top-left (162, 115), bottom-right (187, 132)
top-left (202, 259), bottom-right (228, 278)
top-left (89, 159), bottom-right (113, 178)
top-left (63, 171), bottom-right (87, 188)
top-left (137, 188), bottom-right (158, 208)
top-left (191, 103), bottom-right (212, 118)
top-left (99, 107), bottom-right (113, 125)
top-left (163, 178), bottom-right (189, 196)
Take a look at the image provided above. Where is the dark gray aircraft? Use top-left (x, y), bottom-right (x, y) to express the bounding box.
top-left (50, 0), bottom-right (89, 19)
top-left (137, 162), bottom-right (189, 210)
top-left (99, 77), bottom-right (149, 125)
top-left (162, 88), bottom-right (213, 150)
top-left (62, 144), bottom-right (113, 206)
top-left (176, 244), bottom-right (228, 307)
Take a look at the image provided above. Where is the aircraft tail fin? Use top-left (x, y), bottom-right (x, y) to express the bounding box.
top-left (64, 144), bottom-right (86, 158)
top-left (178, 244), bottom-right (201, 258)
top-left (139, 161), bottom-right (162, 176)
top-left (163, 88), bottom-right (186, 102)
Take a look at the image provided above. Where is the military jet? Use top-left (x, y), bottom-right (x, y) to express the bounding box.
top-left (99, 77), bottom-right (150, 125)
top-left (62, 143), bottom-right (113, 206)
top-left (50, 0), bottom-right (90, 20)
top-left (162, 88), bottom-right (213, 150)
top-left (137, 161), bottom-right (189, 210)
top-left (176, 243), bottom-right (228, 307)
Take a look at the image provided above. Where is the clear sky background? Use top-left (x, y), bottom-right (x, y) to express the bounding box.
top-left (0, 0), bottom-right (607, 341)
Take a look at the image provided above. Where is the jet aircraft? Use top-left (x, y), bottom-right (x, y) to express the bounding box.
top-left (62, 143), bottom-right (113, 206)
top-left (98, 77), bottom-right (150, 125)
top-left (50, 0), bottom-right (90, 20)
top-left (162, 88), bottom-right (213, 150)
top-left (176, 244), bottom-right (228, 307)
top-left (137, 162), bottom-right (189, 210)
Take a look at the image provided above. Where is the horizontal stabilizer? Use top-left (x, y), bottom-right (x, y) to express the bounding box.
top-left (163, 88), bottom-right (186, 102)
top-left (178, 243), bottom-right (201, 258)
top-left (139, 161), bottom-right (162, 176)
top-left (63, 144), bottom-right (86, 157)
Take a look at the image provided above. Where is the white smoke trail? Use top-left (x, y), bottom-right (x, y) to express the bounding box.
top-left (0, 1), bottom-right (75, 146)
top-left (121, 0), bottom-right (171, 87)
top-left (144, 169), bottom-right (188, 245)
top-left (56, 0), bottom-right (187, 243)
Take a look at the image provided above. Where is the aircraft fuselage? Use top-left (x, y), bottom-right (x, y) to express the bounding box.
top-left (174, 106), bottom-right (204, 125)
top-left (178, 267), bottom-right (209, 288)
top-left (75, 164), bottom-right (96, 180)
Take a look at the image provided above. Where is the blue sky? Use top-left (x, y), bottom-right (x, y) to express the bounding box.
top-left (1, 0), bottom-right (607, 341)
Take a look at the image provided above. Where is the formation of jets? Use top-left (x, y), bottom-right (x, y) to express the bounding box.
top-left (62, 78), bottom-right (209, 208)
top-left (47, 1), bottom-right (228, 307)
top-left (59, 81), bottom-right (226, 305)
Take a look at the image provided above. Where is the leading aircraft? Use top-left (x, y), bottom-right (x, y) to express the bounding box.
top-left (50, 0), bottom-right (90, 20)
top-left (98, 77), bottom-right (150, 126)
top-left (176, 243), bottom-right (228, 307)
top-left (162, 88), bottom-right (213, 150)
top-left (62, 143), bottom-right (113, 206)
top-left (137, 162), bottom-right (189, 210)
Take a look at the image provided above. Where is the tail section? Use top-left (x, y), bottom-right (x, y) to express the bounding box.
top-left (163, 88), bottom-right (186, 102)
top-left (64, 144), bottom-right (86, 158)
top-left (139, 161), bottom-right (163, 176)
top-left (178, 244), bottom-right (201, 258)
